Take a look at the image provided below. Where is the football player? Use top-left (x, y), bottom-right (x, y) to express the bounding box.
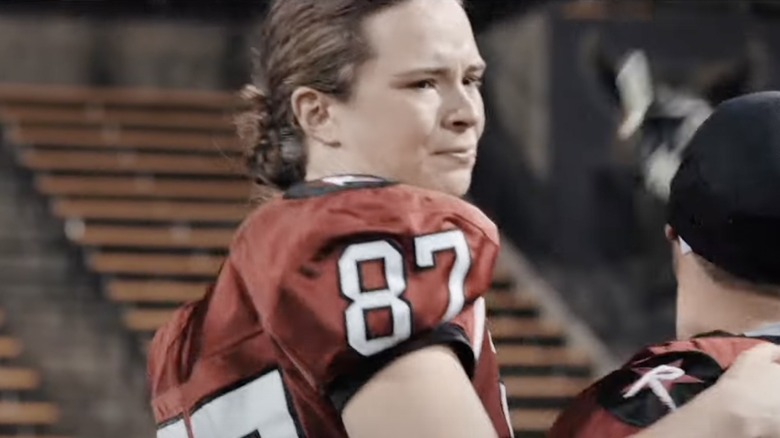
top-left (148, 0), bottom-right (780, 436)
top-left (150, 1), bottom-right (509, 437)
top-left (549, 92), bottom-right (780, 437)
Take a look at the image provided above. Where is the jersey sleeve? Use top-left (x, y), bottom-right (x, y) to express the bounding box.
top-left (547, 383), bottom-right (641, 438)
top-left (549, 335), bottom-right (771, 438)
top-left (233, 187), bottom-right (500, 410)
top-left (147, 301), bottom-right (201, 425)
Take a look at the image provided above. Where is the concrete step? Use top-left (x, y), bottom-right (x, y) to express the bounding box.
top-left (0, 257), bottom-right (77, 286)
top-left (0, 223), bottom-right (62, 237)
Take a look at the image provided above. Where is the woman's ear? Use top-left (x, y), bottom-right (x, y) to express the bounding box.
top-left (290, 86), bottom-right (340, 147)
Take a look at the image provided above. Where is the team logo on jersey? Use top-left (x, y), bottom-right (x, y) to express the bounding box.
top-left (621, 360), bottom-right (704, 411)
top-left (596, 351), bottom-right (723, 427)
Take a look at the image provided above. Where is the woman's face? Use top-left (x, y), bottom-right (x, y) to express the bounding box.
top-left (330, 0), bottom-right (485, 196)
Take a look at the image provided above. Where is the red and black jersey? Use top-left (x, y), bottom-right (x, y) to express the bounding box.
top-left (548, 331), bottom-right (780, 438)
top-left (148, 176), bottom-right (514, 438)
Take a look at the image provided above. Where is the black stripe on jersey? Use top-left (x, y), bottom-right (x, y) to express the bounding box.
top-left (284, 176), bottom-right (395, 199)
top-left (752, 335), bottom-right (780, 345)
top-left (327, 322), bottom-right (475, 413)
top-left (156, 412), bottom-right (184, 430)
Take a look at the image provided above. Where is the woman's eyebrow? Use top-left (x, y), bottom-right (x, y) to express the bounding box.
top-left (392, 61), bottom-right (487, 79)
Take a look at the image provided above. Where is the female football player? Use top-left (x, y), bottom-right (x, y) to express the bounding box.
top-left (149, 0), bottom-right (780, 437)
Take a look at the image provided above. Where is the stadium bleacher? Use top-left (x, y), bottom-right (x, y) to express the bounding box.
top-left (0, 84), bottom-right (595, 437)
top-left (0, 309), bottom-right (65, 438)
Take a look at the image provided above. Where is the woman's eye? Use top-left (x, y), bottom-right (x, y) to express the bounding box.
top-left (464, 76), bottom-right (484, 88)
top-left (411, 79), bottom-right (436, 90)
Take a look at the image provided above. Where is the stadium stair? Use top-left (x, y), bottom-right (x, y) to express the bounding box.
top-left (0, 84), bottom-right (602, 437)
top-left (0, 90), bottom-right (155, 438)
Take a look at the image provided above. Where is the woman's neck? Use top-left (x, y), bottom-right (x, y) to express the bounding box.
top-left (691, 279), bottom-right (780, 336)
top-left (305, 144), bottom-right (383, 181)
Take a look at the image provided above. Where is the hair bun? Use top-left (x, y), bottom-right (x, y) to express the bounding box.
top-left (240, 85), bottom-right (269, 113)
top-left (236, 84), bottom-right (273, 151)
top-left (236, 84), bottom-right (305, 195)
top-left (239, 84), bottom-right (271, 128)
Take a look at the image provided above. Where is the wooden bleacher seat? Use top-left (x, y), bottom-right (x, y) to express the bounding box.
top-left (0, 368), bottom-right (41, 391)
top-left (509, 409), bottom-right (560, 434)
top-left (496, 345), bottom-right (591, 368)
top-left (36, 175), bottom-right (249, 201)
top-left (68, 224), bottom-right (234, 250)
top-left (52, 199), bottom-right (250, 223)
top-left (0, 402), bottom-right (60, 425)
top-left (7, 126), bottom-right (241, 153)
top-left (489, 317), bottom-right (563, 340)
top-left (0, 337), bottom-right (23, 360)
top-left (0, 84), bottom-right (239, 110)
top-left (486, 292), bottom-right (537, 314)
top-left (0, 105), bottom-right (234, 131)
top-left (19, 150), bottom-right (242, 176)
top-left (107, 280), bottom-right (208, 304)
top-left (503, 375), bottom-right (589, 399)
top-left (122, 309), bottom-right (176, 333)
top-left (88, 252), bottom-right (224, 277)
top-left (12, 126), bottom-right (237, 152)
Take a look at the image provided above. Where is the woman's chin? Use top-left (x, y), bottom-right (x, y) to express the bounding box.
top-left (432, 170), bottom-right (473, 197)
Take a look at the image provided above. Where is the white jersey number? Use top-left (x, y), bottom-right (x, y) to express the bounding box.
top-left (339, 229), bottom-right (471, 356)
top-left (156, 370), bottom-right (299, 438)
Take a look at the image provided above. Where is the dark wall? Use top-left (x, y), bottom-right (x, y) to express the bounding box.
top-left (469, 7), bottom-right (780, 357)
top-left (476, 7), bottom-right (779, 266)
top-left (548, 16), bottom-right (755, 264)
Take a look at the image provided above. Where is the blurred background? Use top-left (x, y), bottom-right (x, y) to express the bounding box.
top-left (0, 0), bottom-right (778, 437)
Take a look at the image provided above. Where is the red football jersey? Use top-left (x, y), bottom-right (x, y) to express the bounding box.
top-left (548, 332), bottom-right (780, 438)
top-left (148, 177), bottom-right (514, 438)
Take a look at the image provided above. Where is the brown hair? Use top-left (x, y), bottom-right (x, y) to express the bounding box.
top-left (237, 0), bottom-right (424, 201)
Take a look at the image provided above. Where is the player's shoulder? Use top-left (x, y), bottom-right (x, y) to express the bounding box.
top-left (640, 331), bottom-right (778, 367)
top-left (236, 175), bottom-right (497, 244)
top-left (147, 288), bottom-right (278, 424)
top-left (592, 333), bottom-right (775, 428)
top-left (147, 301), bottom-right (200, 398)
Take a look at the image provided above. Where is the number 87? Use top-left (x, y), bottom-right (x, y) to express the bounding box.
top-left (337, 229), bottom-right (471, 357)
